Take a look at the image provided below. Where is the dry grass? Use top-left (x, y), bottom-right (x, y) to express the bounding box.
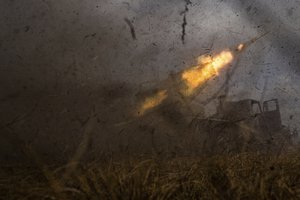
top-left (0, 152), bottom-right (299, 200)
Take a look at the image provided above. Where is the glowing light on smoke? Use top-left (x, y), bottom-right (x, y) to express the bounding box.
top-left (237, 43), bottom-right (244, 51)
top-left (181, 50), bottom-right (233, 96)
top-left (136, 90), bottom-right (168, 116)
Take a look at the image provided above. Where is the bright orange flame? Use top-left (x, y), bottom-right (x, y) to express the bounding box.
top-left (136, 90), bottom-right (168, 116)
top-left (135, 49), bottom-right (234, 117)
top-left (181, 50), bottom-right (233, 96)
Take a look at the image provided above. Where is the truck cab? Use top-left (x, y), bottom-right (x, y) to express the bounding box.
top-left (216, 97), bottom-right (282, 132)
top-left (190, 97), bottom-right (290, 154)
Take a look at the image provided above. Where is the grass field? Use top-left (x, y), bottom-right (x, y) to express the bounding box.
top-left (1, 150), bottom-right (299, 200)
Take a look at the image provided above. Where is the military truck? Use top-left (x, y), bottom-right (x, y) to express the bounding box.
top-left (190, 96), bottom-right (291, 154)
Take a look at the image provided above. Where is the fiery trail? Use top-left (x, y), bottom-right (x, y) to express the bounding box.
top-left (181, 50), bottom-right (233, 96)
top-left (136, 90), bottom-right (168, 116)
top-left (136, 42), bottom-right (249, 116)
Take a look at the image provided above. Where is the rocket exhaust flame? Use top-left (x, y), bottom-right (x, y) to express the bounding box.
top-left (136, 49), bottom-right (234, 116)
top-left (181, 50), bottom-right (233, 96)
top-left (135, 33), bottom-right (268, 117)
top-left (136, 90), bottom-right (168, 116)
top-left (137, 49), bottom-right (236, 116)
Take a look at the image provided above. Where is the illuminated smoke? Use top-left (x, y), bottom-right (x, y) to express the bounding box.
top-left (136, 90), bottom-right (168, 116)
